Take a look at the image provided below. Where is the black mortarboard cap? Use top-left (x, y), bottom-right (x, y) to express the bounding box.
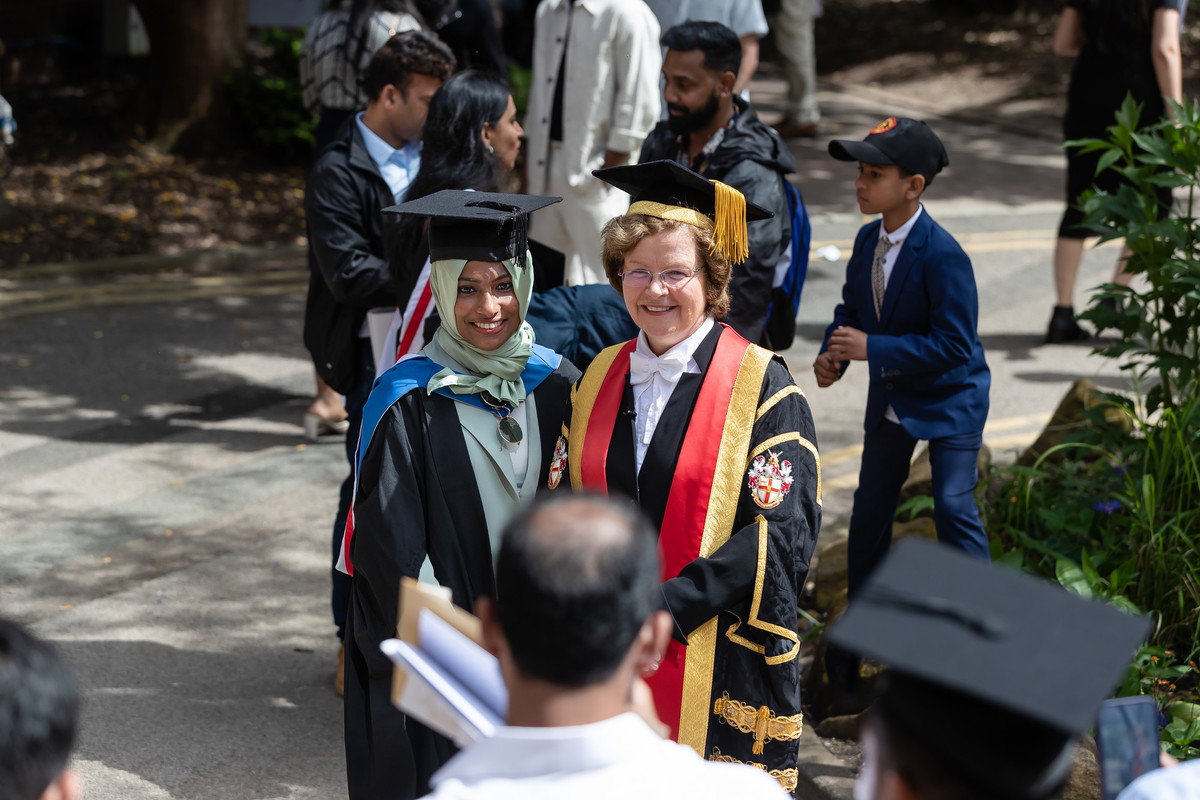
top-left (593, 160), bottom-right (772, 265)
top-left (831, 539), bottom-right (1150, 799)
top-left (828, 116), bottom-right (950, 184)
top-left (385, 190), bottom-right (561, 263)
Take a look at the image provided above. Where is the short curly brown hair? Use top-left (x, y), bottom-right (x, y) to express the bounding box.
top-left (600, 214), bottom-right (731, 318)
top-left (362, 30), bottom-right (457, 102)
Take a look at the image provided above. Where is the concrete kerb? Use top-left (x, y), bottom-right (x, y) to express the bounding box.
top-left (796, 725), bottom-right (858, 800)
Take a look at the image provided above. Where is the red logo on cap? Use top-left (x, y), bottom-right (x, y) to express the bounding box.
top-left (870, 117), bottom-right (897, 135)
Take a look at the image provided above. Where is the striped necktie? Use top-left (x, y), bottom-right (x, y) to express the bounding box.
top-left (871, 233), bottom-right (896, 320)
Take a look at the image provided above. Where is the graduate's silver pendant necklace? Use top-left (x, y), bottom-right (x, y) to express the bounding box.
top-left (481, 392), bottom-right (522, 446)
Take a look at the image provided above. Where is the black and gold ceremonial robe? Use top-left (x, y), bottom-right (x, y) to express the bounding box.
top-left (343, 345), bottom-right (579, 800)
top-left (552, 323), bottom-right (821, 792)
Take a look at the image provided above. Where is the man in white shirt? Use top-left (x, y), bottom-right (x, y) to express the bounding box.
top-left (524, 0), bottom-right (661, 286)
top-left (423, 494), bottom-right (790, 800)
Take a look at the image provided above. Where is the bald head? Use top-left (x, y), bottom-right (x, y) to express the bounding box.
top-left (495, 494), bottom-right (661, 686)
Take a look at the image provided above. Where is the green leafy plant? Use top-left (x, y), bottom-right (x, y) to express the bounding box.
top-left (983, 95), bottom-right (1200, 757)
top-left (226, 28), bottom-right (317, 163)
top-left (1069, 95), bottom-right (1200, 412)
top-left (1164, 698), bottom-right (1200, 759)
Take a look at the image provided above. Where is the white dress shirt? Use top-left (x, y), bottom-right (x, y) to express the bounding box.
top-left (877, 205), bottom-right (922, 424)
top-left (426, 712), bottom-right (790, 800)
top-left (630, 318), bottom-right (714, 473)
top-left (355, 112), bottom-right (421, 203)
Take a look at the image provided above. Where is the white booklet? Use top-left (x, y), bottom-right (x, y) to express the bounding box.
top-left (380, 580), bottom-right (508, 747)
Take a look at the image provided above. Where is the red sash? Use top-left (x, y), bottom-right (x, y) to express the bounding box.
top-left (570, 327), bottom-right (753, 740)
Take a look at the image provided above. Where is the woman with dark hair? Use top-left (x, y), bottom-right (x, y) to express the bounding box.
top-left (397, 69), bottom-right (523, 237)
top-left (374, 69), bottom-right (637, 375)
top-left (1045, 0), bottom-right (1184, 343)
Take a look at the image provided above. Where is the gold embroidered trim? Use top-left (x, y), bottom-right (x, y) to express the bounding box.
top-left (723, 516), bottom-right (802, 664)
top-left (709, 748), bottom-right (800, 792)
top-left (628, 201), bottom-right (715, 232)
top-left (560, 423), bottom-right (569, 438)
top-left (749, 433), bottom-right (822, 507)
top-left (677, 344), bottom-right (773, 757)
top-left (566, 343), bottom-right (625, 490)
top-left (755, 385), bottom-right (806, 421)
top-left (713, 692), bottom-right (804, 754)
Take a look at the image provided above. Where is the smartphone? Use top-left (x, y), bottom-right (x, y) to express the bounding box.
top-left (1096, 695), bottom-right (1161, 800)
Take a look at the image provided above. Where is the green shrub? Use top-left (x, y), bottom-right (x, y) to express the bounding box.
top-left (981, 96), bottom-right (1200, 753)
top-left (226, 28), bottom-right (316, 163)
top-left (1071, 95), bottom-right (1200, 412)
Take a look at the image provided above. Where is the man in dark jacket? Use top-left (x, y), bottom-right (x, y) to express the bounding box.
top-left (639, 20), bottom-right (795, 347)
top-left (302, 29), bottom-right (455, 697)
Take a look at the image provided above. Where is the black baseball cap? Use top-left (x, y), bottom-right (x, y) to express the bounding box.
top-left (828, 117), bottom-right (950, 184)
top-left (830, 539), bottom-right (1150, 799)
top-left (385, 190), bottom-right (561, 263)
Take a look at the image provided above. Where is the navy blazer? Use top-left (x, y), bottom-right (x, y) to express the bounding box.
top-left (821, 209), bottom-right (990, 441)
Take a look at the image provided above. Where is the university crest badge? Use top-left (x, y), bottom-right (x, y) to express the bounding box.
top-left (547, 435), bottom-right (569, 490)
top-left (746, 450), bottom-right (794, 510)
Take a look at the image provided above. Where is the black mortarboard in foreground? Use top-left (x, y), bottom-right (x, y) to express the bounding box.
top-left (385, 190), bottom-right (561, 263)
top-left (593, 160), bottom-right (772, 265)
top-left (831, 539), bottom-right (1150, 799)
top-left (828, 116), bottom-right (950, 184)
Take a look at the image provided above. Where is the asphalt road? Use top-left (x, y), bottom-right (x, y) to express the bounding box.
top-left (0, 77), bottom-right (1132, 799)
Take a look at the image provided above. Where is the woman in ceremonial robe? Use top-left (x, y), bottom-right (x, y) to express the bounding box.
top-left (548, 161), bottom-right (821, 793)
top-left (341, 191), bottom-right (579, 800)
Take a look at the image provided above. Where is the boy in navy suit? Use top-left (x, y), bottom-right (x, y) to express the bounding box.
top-left (814, 117), bottom-right (991, 598)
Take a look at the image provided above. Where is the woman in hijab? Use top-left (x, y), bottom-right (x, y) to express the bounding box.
top-left (375, 69), bottom-right (525, 370)
top-left (340, 190), bottom-right (579, 800)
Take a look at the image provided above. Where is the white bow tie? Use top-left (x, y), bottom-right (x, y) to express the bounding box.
top-left (629, 349), bottom-right (690, 388)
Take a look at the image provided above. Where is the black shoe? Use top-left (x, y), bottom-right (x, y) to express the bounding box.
top-left (1045, 305), bottom-right (1090, 344)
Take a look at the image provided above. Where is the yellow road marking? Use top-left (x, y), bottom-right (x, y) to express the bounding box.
top-left (817, 412), bottom-right (1050, 492)
top-left (809, 230), bottom-right (1121, 259)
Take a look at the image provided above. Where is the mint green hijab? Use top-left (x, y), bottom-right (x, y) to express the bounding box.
top-left (426, 253), bottom-right (536, 406)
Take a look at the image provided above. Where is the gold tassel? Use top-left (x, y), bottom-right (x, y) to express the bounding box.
top-left (712, 180), bottom-right (749, 265)
top-left (753, 705), bottom-right (770, 754)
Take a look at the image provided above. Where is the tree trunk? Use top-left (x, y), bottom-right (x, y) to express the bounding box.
top-left (131, 0), bottom-right (248, 152)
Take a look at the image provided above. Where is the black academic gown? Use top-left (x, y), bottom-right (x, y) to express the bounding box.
top-left (563, 323), bottom-right (821, 791)
top-left (343, 362), bottom-right (577, 800)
